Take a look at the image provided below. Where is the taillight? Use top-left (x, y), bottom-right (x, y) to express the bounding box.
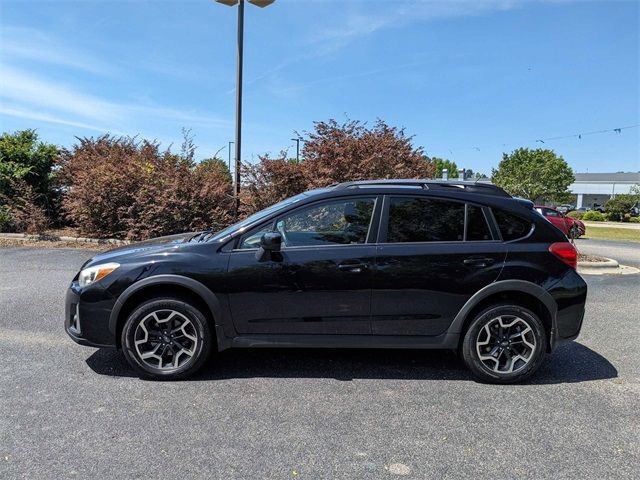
top-left (549, 242), bottom-right (577, 270)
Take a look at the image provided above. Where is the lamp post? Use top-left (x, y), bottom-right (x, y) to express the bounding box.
top-left (291, 137), bottom-right (302, 163)
top-left (215, 0), bottom-right (275, 216)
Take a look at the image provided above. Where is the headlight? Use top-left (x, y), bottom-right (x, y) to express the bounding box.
top-left (78, 262), bottom-right (120, 288)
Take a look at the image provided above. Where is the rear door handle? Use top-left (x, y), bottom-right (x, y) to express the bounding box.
top-left (463, 257), bottom-right (495, 268)
top-left (338, 261), bottom-right (368, 273)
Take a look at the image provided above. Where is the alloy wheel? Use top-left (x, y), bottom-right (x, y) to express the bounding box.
top-left (475, 315), bottom-right (537, 374)
top-left (133, 309), bottom-right (199, 370)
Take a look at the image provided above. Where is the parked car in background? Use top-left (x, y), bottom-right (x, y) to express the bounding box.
top-left (65, 180), bottom-right (587, 384)
top-left (556, 204), bottom-right (575, 214)
top-left (592, 203), bottom-right (606, 213)
top-left (576, 207), bottom-right (591, 213)
top-left (535, 205), bottom-right (585, 238)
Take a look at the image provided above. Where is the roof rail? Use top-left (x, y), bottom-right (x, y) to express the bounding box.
top-left (333, 179), bottom-right (511, 197)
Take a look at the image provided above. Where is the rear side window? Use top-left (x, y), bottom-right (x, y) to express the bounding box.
top-left (466, 206), bottom-right (492, 241)
top-left (387, 197), bottom-right (465, 242)
top-left (493, 209), bottom-right (532, 241)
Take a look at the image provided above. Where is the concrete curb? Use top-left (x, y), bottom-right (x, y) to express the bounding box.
top-left (577, 257), bottom-right (619, 269)
top-left (577, 256), bottom-right (640, 275)
top-left (0, 232), bottom-right (130, 246)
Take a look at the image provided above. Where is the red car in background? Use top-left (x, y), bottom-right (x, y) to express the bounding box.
top-left (535, 205), bottom-right (586, 238)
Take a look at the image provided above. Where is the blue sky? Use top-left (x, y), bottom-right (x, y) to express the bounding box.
top-left (1, 0), bottom-right (638, 174)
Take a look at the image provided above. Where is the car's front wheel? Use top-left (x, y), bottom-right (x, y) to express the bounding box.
top-left (121, 297), bottom-right (212, 380)
top-left (461, 304), bottom-right (547, 384)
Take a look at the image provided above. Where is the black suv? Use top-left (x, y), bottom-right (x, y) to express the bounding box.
top-left (65, 180), bottom-right (587, 383)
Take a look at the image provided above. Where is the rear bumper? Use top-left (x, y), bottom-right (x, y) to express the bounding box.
top-left (64, 283), bottom-right (117, 348)
top-left (548, 270), bottom-right (587, 350)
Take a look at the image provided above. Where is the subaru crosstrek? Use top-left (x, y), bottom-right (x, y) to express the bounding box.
top-left (65, 180), bottom-right (587, 383)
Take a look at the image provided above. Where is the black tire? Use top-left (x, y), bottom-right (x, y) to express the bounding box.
top-left (461, 303), bottom-right (547, 384)
top-left (569, 225), bottom-right (581, 239)
top-left (121, 297), bottom-right (213, 380)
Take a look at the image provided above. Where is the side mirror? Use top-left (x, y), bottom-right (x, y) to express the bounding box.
top-left (255, 232), bottom-right (282, 262)
top-left (260, 232), bottom-right (282, 252)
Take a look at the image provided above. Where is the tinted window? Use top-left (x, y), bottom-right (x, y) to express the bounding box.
top-left (544, 208), bottom-right (560, 217)
top-left (276, 198), bottom-right (375, 247)
top-left (466, 205), bottom-right (492, 241)
top-left (387, 197), bottom-right (464, 242)
top-left (238, 224), bottom-right (273, 249)
top-left (493, 209), bottom-right (532, 241)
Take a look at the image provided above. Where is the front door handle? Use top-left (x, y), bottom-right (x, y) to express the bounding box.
top-left (463, 257), bottom-right (495, 268)
top-left (338, 261), bottom-right (368, 273)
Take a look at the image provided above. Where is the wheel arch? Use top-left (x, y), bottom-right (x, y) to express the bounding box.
top-left (449, 280), bottom-right (558, 352)
top-left (109, 275), bottom-right (226, 350)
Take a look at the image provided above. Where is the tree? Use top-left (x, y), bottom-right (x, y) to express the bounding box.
top-left (492, 148), bottom-right (574, 202)
top-left (605, 184), bottom-right (640, 221)
top-left (0, 129), bottom-right (58, 207)
top-left (430, 157), bottom-right (459, 179)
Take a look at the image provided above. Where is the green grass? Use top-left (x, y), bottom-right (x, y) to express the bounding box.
top-left (583, 227), bottom-right (640, 242)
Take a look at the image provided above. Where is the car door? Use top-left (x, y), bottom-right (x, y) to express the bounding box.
top-left (225, 196), bottom-right (380, 335)
top-left (542, 208), bottom-right (569, 234)
top-left (371, 195), bottom-right (507, 336)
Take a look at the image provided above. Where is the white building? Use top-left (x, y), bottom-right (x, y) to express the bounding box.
top-left (570, 172), bottom-right (640, 208)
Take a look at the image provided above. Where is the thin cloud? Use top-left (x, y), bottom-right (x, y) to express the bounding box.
top-left (0, 26), bottom-right (116, 76)
top-left (309, 0), bottom-right (522, 47)
top-left (0, 106), bottom-right (126, 135)
top-left (0, 65), bottom-right (231, 131)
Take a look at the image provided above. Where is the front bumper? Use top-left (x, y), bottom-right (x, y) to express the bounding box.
top-left (65, 283), bottom-right (117, 348)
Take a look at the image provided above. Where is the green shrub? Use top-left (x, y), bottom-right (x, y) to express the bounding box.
top-left (629, 216), bottom-right (640, 223)
top-left (582, 211), bottom-right (605, 222)
top-left (0, 129), bottom-right (58, 220)
top-left (0, 204), bottom-right (14, 232)
top-left (567, 211), bottom-right (583, 220)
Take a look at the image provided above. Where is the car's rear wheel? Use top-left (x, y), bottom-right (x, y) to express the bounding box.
top-left (121, 297), bottom-right (212, 380)
top-left (461, 304), bottom-right (547, 384)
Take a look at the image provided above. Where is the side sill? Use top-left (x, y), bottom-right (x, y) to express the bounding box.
top-left (228, 333), bottom-right (460, 350)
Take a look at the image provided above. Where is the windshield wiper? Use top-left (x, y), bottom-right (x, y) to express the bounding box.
top-left (186, 230), bottom-right (212, 243)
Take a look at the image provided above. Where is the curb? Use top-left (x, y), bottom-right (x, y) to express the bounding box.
top-left (0, 232), bottom-right (130, 246)
top-left (577, 257), bottom-right (619, 269)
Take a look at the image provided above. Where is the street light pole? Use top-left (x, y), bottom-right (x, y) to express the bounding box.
top-left (291, 137), bottom-right (300, 163)
top-left (216, 0), bottom-right (275, 216)
top-left (233, 0), bottom-right (244, 216)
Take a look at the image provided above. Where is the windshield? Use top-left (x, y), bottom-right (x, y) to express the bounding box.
top-left (208, 192), bottom-right (309, 242)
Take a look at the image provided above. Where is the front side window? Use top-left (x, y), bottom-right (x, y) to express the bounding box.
top-left (387, 197), bottom-right (465, 242)
top-left (275, 197), bottom-right (376, 247)
top-left (238, 224), bottom-right (273, 249)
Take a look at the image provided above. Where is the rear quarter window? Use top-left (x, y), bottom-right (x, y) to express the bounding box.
top-left (493, 209), bottom-right (532, 241)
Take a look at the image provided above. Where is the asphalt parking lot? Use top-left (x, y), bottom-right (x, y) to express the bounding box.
top-left (1, 243), bottom-right (638, 479)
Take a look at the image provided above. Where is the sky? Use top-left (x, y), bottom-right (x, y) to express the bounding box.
top-left (1, 0), bottom-right (638, 175)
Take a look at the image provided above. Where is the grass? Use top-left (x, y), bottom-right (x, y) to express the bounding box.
top-left (582, 227), bottom-right (640, 242)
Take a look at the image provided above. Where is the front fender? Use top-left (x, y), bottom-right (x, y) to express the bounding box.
top-left (108, 274), bottom-right (229, 351)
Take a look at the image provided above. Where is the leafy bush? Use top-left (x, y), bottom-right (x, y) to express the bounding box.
top-left (582, 211), bottom-right (605, 222)
top-left (629, 216), bottom-right (640, 223)
top-left (605, 195), bottom-right (637, 222)
top-left (0, 204), bottom-right (13, 232)
top-left (0, 129), bottom-right (58, 220)
top-left (240, 119), bottom-right (434, 215)
top-left (57, 136), bottom-right (233, 240)
top-left (0, 179), bottom-right (49, 234)
top-left (567, 211), bottom-right (584, 219)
